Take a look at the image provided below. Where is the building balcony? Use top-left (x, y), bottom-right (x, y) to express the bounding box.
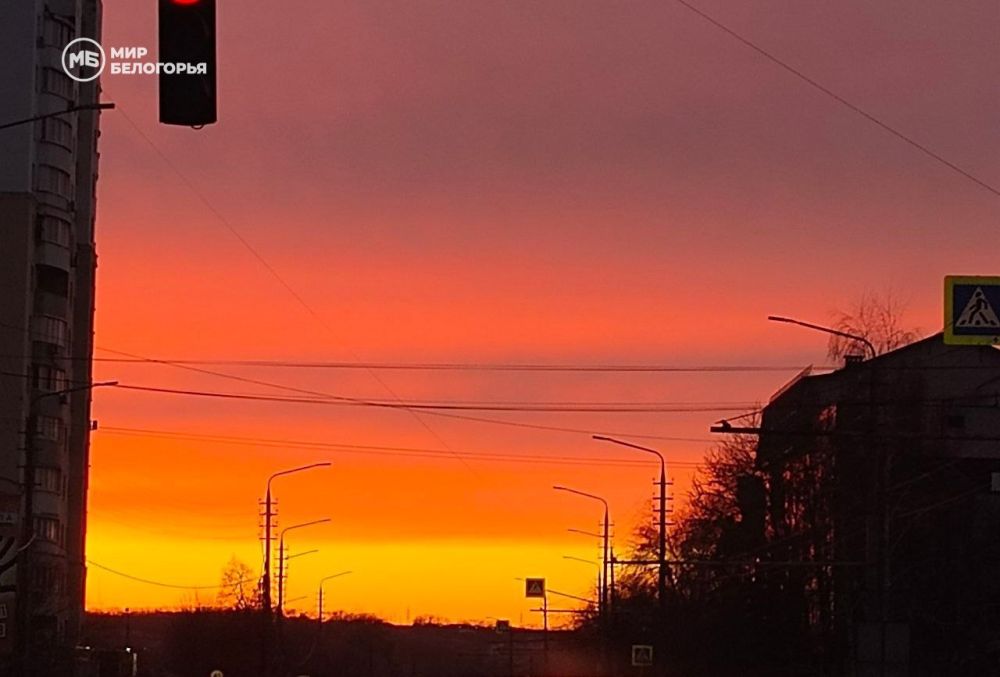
top-left (31, 314), bottom-right (68, 350)
top-left (33, 293), bottom-right (71, 329)
top-left (35, 240), bottom-right (71, 271)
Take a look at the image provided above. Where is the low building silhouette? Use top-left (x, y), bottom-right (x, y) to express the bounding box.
top-left (756, 334), bottom-right (1000, 675)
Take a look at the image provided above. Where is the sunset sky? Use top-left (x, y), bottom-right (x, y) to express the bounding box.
top-left (85, 0), bottom-right (999, 624)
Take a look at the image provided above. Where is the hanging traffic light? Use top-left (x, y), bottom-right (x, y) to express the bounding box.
top-left (158, 0), bottom-right (217, 126)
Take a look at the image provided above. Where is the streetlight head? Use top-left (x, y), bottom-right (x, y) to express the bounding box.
top-left (767, 315), bottom-right (791, 323)
top-left (95, 380), bottom-right (119, 387)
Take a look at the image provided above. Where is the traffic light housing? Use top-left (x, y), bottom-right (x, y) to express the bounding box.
top-left (158, 0), bottom-right (217, 126)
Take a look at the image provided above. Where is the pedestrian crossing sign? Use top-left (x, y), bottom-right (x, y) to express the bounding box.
top-left (945, 276), bottom-right (1000, 345)
top-left (524, 578), bottom-right (545, 598)
top-left (632, 644), bottom-right (654, 666)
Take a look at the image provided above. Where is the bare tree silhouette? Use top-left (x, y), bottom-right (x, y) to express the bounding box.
top-left (216, 556), bottom-right (259, 611)
top-left (827, 290), bottom-right (920, 360)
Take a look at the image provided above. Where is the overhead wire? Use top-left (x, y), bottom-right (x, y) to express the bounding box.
top-left (97, 425), bottom-right (709, 468)
top-left (674, 0), bottom-right (1000, 199)
top-left (90, 355), bottom-right (830, 373)
top-left (111, 384), bottom-right (756, 414)
top-left (114, 105), bottom-right (481, 476)
top-left (87, 559), bottom-right (254, 591)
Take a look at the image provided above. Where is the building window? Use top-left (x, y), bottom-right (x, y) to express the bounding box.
top-left (40, 116), bottom-right (74, 150)
top-left (41, 67), bottom-right (74, 100)
top-left (32, 315), bottom-right (67, 347)
top-left (36, 467), bottom-right (64, 495)
top-left (32, 365), bottom-right (67, 393)
top-left (35, 164), bottom-right (72, 197)
top-left (31, 562), bottom-right (64, 595)
top-left (42, 16), bottom-right (74, 47)
top-left (33, 516), bottom-right (64, 546)
top-left (34, 416), bottom-right (63, 442)
top-left (36, 264), bottom-right (69, 297)
top-left (37, 215), bottom-right (72, 247)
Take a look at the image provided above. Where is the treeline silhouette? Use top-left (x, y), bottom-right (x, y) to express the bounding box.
top-left (83, 609), bottom-right (607, 677)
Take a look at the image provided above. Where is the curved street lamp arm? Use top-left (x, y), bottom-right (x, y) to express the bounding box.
top-left (553, 485), bottom-right (608, 512)
top-left (767, 315), bottom-right (877, 359)
top-left (592, 435), bottom-right (664, 471)
top-left (267, 462), bottom-right (331, 493)
top-left (280, 518), bottom-right (331, 540)
top-left (32, 380), bottom-right (119, 407)
top-left (319, 571), bottom-right (353, 585)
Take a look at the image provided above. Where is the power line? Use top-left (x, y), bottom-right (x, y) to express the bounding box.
top-left (109, 382), bottom-right (728, 442)
top-left (109, 385), bottom-right (756, 414)
top-left (674, 0), bottom-right (1000, 199)
top-left (1, 364), bottom-right (718, 442)
top-left (97, 425), bottom-right (709, 468)
top-left (114, 105), bottom-right (477, 477)
top-left (87, 355), bottom-right (830, 373)
top-left (87, 559), bottom-right (253, 591)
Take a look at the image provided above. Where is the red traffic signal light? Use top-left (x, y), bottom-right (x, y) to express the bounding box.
top-left (158, 0), bottom-right (217, 126)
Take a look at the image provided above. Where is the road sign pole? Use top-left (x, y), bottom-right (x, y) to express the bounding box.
top-left (543, 593), bottom-right (549, 675)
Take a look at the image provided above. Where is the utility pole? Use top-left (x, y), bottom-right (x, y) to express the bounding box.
top-left (610, 548), bottom-right (616, 618)
top-left (261, 484), bottom-right (274, 677)
top-left (277, 537), bottom-right (284, 617)
top-left (593, 436), bottom-right (669, 611)
top-left (284, 548), bottom-right (319, 619)
top-left (554, 486), bottom-right (611, 621)
top-left (278, 518), bottom-right (330, 617)
top-left (317, 571), bottom-right (352, 634)
top-left (260, 463), bottom-right (330, 676)
top-left (263, 486), bottom-right (274, 615)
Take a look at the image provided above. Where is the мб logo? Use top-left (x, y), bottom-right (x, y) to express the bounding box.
top-left (61, 38), bottom-right (106, 82)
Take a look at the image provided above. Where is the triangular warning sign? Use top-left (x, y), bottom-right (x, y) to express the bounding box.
top-left (956, 287), bottom-right (1000, 328)
top-left (525, 578), bottom-right (545, 597)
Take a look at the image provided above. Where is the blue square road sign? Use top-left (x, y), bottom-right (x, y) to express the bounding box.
top-left (944, 276), bottom-right (1000, 345)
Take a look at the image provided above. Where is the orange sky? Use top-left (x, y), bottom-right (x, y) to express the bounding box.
top-left (84, 0), bottom-right (999, 624)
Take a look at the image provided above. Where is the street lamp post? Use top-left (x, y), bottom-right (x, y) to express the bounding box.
top-left (317, 571), bottom-right (353, 629)
top-left (286, 549), bottom-right (319, 563)
top-left (17, 379), bottom-right (118, 675)
top-left (553, 486), bottom-right (610, 619)
top-left (262, 464), bottom-right (330, 615)
top-left (278, 519), bottom-right (330, 616)
top-left (767, 315), bottom-right (876, 359)
top-left (593, 435), bottom-right (669, 611)
top-left (0, 102), bottom-right (115, 131)
top-left (260, 462), bottom-right (330, 676)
